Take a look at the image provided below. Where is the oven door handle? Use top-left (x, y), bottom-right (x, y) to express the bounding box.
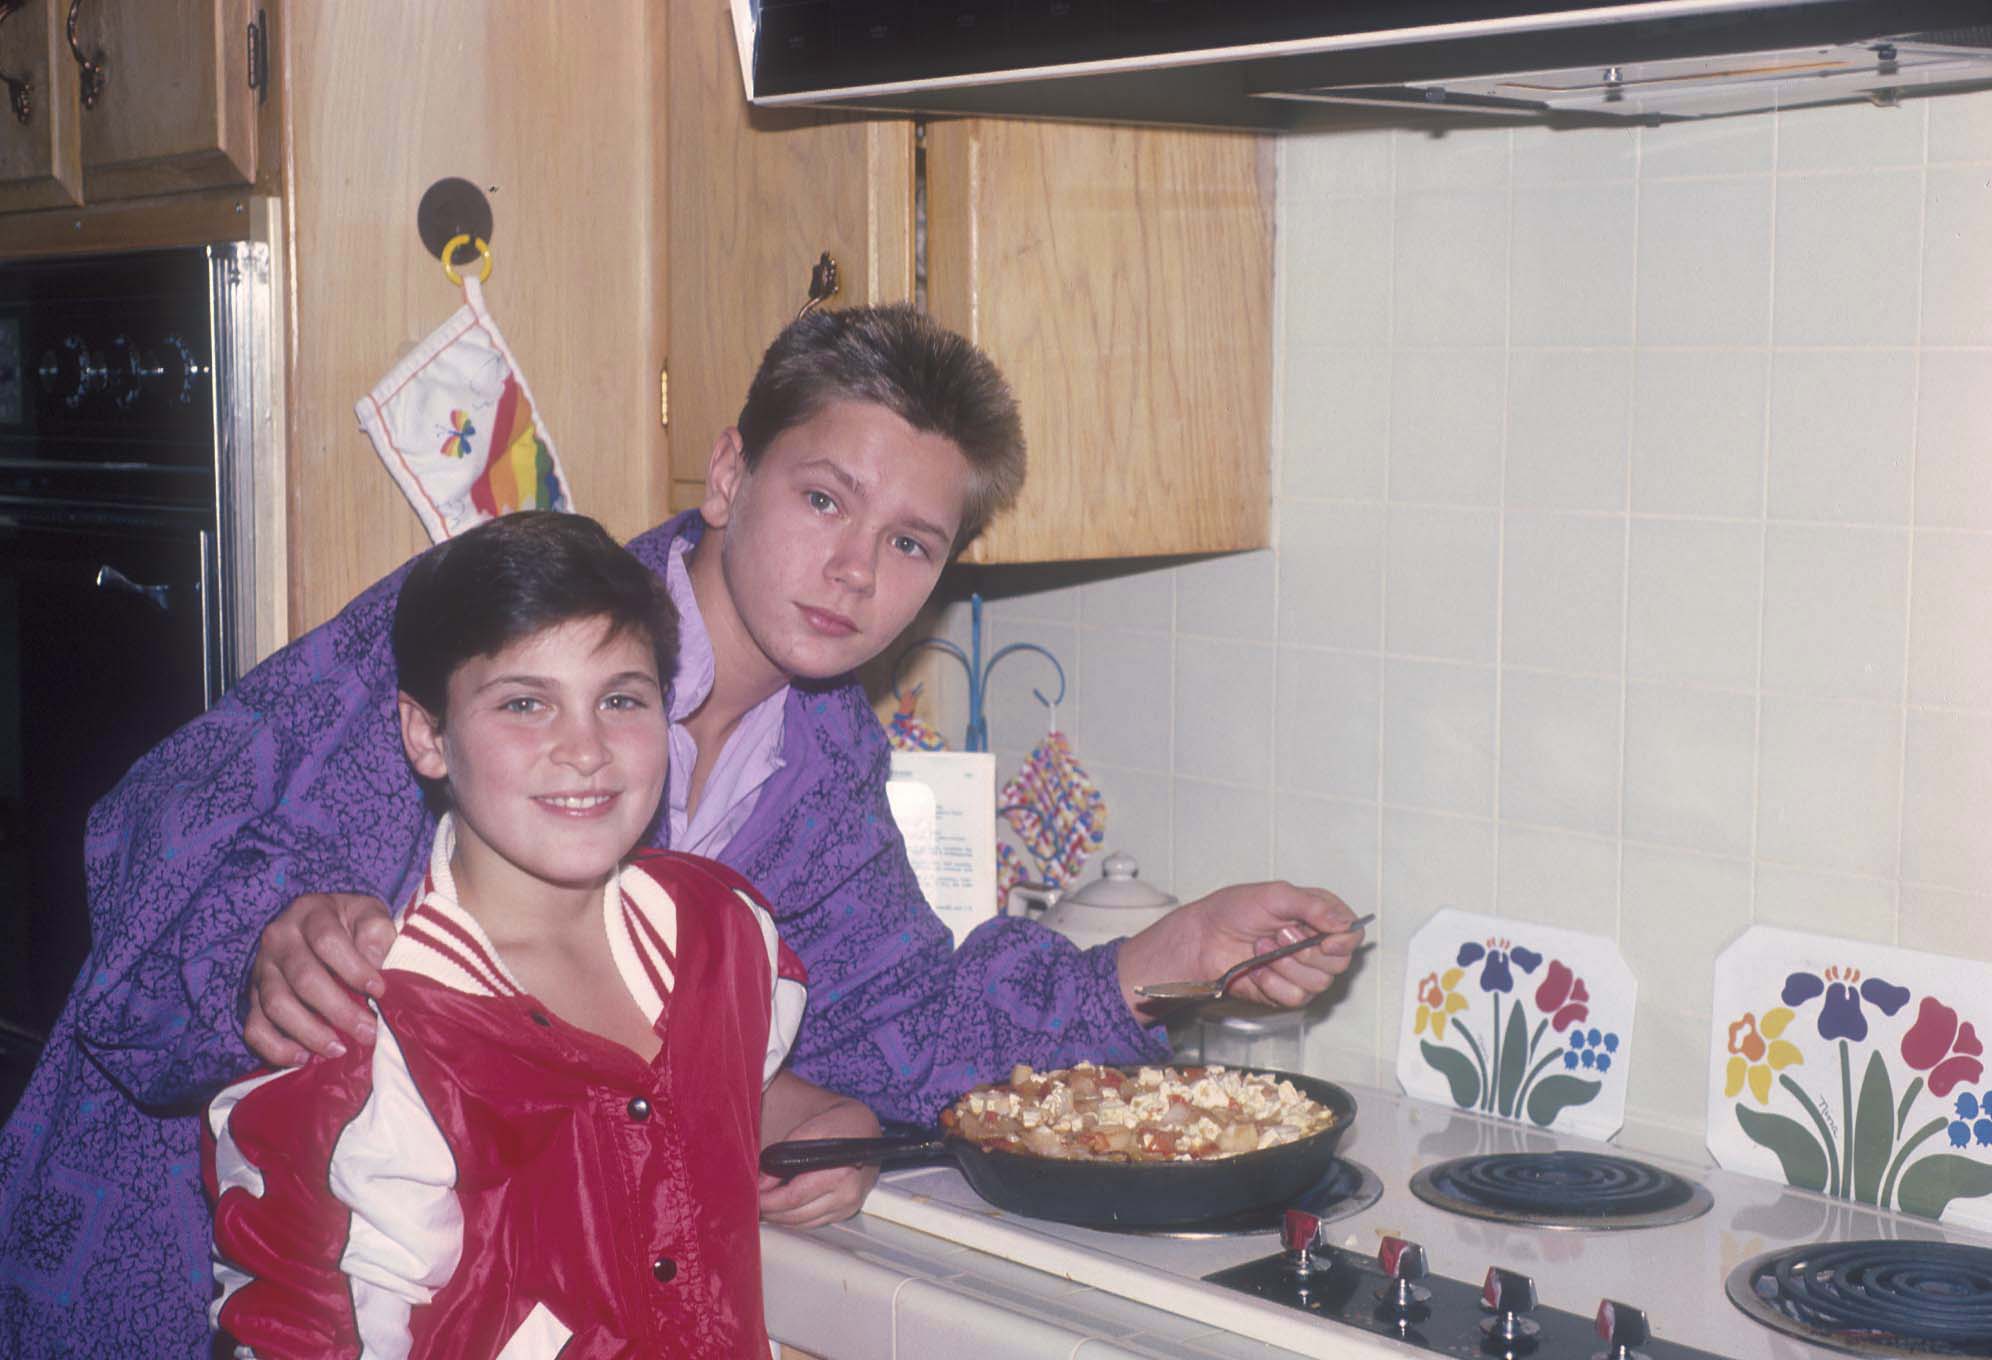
top-left (95, 563), bottom-right (171, 612)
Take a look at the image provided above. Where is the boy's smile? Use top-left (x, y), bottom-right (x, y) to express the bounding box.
top-left (397, 616), bottom-right (669, 919)
top-left (696, 399), bottom-right (970, 694)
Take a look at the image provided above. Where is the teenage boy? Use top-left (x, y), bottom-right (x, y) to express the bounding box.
top-left (0, 305), bottom-right (1363, 1356)
top-left (205, 511), bottom-right (869, 1358)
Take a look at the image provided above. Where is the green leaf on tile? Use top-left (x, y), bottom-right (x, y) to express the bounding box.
top-left (1496, 1001), bottom-right (1530, 1117)
top-left (1851, 1050), bottom-right (1894, 1205)
top-left (1735, 1104), bottom-right (1829, 1193)
top-left (1422, 1040), bottom-right (1481, 1109)
top-left (1895, 1154), bottom-right (1992, 1221)
top-left (1524, 1074), bottom-right (1600, 1128)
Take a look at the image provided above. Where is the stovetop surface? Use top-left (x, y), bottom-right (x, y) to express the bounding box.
top-left (862, 1082), bottom-right (1992, 1360)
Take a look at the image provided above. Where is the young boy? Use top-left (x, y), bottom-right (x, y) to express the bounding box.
top-left (202, 512), bottom-right (873, 1359)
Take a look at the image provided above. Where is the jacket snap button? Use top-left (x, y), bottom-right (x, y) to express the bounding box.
top-left (626, 1096), bottom-right (651, 1122)
top-left (652, 1255), bottom-right (676, 1283)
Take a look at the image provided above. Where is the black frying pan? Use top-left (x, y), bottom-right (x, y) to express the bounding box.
top-left (761, 1067), bottom-right (1357, 1229)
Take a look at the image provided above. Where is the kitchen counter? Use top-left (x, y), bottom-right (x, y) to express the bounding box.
top-left (765, 1080), bottom-right (1992, 1360)
top-left (761, 1198), bottom-right (1313, 1359)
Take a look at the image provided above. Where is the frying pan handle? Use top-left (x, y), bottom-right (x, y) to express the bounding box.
top-left (759, 1133), bottom-right (947, 1179)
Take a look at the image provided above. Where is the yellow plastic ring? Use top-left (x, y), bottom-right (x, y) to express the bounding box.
top-left (440, 233), bottom-right (493, 286)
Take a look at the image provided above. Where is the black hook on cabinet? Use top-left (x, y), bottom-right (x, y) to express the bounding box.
top-left (416, 177), bottom-right (496, 268)
top-left (796, 252), bottom-right (840, 319)
top-left (0, 0), bottom-right (31, 124)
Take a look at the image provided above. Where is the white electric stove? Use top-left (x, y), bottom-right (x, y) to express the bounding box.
top-left (860, 1081), bottom-right (1992, 1360)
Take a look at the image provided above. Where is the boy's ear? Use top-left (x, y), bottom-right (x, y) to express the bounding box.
top-left (397, 693), bottom-right (450, 781)
top-left (699, 427), bottom-right (748, 529)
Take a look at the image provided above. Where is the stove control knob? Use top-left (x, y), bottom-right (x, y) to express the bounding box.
top-left (1281, 1208), bottom-right (1329, 1274)
top-left (1376, 1236), bottom-right (1432, 1311)
top-left (1593, 1300), bottom-right (1651, 1360)
top-left (1480, 1267), bottom-right (1542, 1346)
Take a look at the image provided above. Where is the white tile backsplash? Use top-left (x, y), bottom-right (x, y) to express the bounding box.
top-left (1629, 348), bottom-right (1767, 517)
top-left (1497, 671), bottom-right (1623, 836)
top-left (1755, 696), bottom-right (1903, 877)
top-left (1495, 823), bottom-right (1620, 934)
top-left (1766, 349), bottom-right (1917, 525)
top-left (1273, 648), bottom-right (1379, 801)
top-left (1174, 550), bottom-right (1276, 644)
top-left (1509, 182), bottom-right (1638, 347)
top-left (1621, 683), bottom-right (1757, 859)
top-left (1392, 189), bottom-right (1510, 346)
top-left (963, 97), bottom-right (1992, 1116)
top-left (1915, 350), bottom-right (1992, 529)
top-left (1635, 176), bottom-right (1774, 345)
top-left (1388, 349), bottom-right (1506, 506)
top-left (1908, 531), bottom-right (1992, 708)
top-left (1505, 348), bottom-right (1631, 512)
top-left (1920, 166), bottom-right (1992, 346)
top-left (1772, 170), bottom-right (1924, 346)
top-left (1379, 659), bottom-right (1497, 816)
top-left (1274, 500), bottom-right (1384, 650)
top-left (1759, 525), bottom-right (1909, 702)
top-left (1174, 640), bottom-right (1274, 786)
top-left (1279, 346), bottom-right (1390, 501)
top-left (1625, 519), bottom-right (1764, 690)
top-left (1384, 506), bottom-right (1500, 662)
top-left (1900, 709), bottom-right (1992, 895)
top-left (1500, 510), bottom-right (1626, 676)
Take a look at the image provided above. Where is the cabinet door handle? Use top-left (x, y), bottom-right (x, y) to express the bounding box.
top-left (96, 564), bottom-right (170, 612)
top-left (66, 0), bottom-right (104, 109)
top-left (1, 0), bottom-right (31, 124)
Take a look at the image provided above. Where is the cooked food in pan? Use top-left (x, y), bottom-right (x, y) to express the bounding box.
top-left (941, 1062), bottom-right (1339, 1162)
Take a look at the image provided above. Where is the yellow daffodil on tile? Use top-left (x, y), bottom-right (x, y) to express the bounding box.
top-left (1725, 1007), bottom-right (1804, 1104)
top-left (1415, 968), bottom-right (1469, 1039)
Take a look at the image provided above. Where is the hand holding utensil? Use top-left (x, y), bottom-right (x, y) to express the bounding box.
top-left (1135, 912), bottom-right (1375, 1001)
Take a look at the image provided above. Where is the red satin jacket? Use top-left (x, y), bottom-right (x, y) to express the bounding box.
top-left (203, 826), bottom-right (806, 1359)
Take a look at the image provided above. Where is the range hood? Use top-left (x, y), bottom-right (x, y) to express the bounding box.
top-left (732, 1), bottom-right (1992, 129)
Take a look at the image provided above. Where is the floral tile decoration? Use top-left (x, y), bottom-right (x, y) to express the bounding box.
top-left (1708, 926), bottom-right (1992, 1232)
top-left (1396, 908), bottom-right (1636, 1140)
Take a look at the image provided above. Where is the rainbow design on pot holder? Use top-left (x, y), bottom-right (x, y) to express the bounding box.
top-left (438, 409), bottom-right (475, 458)
top-left (469, 376), bottom-right (566, 517)
top-left (1709, 927), bottom-right (1992, 1230)
top-left (1398, 908), bottom-right (1636, 1140)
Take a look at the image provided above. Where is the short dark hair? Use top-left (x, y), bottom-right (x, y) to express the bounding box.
top-left (393, 511), bottom-right (678, 723)
top-left (735, 304), bottom-right (1026, 550)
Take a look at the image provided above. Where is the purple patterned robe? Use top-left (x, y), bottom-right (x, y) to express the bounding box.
top-left (0, 511), bottom-right (1168, 1357)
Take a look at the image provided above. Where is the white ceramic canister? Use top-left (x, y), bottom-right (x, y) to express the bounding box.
top-left (1036, 850), bottom-right (1177, 950)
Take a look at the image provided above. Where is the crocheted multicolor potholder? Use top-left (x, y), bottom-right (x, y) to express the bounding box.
top-left (995, 729), bottom-right (1107, 909)
top-left (886, 683), bottom-right (948, 752)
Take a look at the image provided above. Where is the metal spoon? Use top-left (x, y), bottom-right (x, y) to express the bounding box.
top-left (1135, 912), bottom-right (1376, 1001)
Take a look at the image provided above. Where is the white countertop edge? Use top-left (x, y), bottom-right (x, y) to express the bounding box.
top-left (861, 1182), bottom-right (1421, 1358)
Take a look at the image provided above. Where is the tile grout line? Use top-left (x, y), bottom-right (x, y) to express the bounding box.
top-left (1745, 108), bottom-right (1783, 927)
top-left (1374, 128), bottom-right (1399, 1072)
top-left (1488, 127), bottom-right (1516, 920)
top-left (1893, 105), bottom-right (1934, 945)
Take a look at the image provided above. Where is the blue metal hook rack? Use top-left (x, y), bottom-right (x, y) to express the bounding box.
top-left (891, 594), bottom-right (1066, 753)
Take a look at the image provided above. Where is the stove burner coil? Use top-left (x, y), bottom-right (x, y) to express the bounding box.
top-left (1727, 1241), bottom-right (1992, 1359)
top-left (1409, 1151), bottom-right (1713, 1229)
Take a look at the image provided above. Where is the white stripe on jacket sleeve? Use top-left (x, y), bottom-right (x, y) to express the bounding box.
top-left (328, 1011), bottom-right (464, 1360)
top-left (205, 1067), bottom-right (296, 1330)
top-left (738, 889), bottom-right (807, 1086)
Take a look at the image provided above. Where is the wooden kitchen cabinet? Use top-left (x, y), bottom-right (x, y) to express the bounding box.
top-left (664, 3), bottom-right (1272, 564)
top-left (0, 0), bottom-right (259, 214)
top-left (0, 0), bottom-right (83, 211)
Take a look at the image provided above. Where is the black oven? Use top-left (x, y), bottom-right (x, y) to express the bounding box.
top-left (0, 245), bottom-right (268, 1114)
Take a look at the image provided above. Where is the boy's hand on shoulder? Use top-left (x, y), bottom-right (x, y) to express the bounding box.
top-left (758, 1092), bottom-right (881, 1230)
top-left (244, 893), bottom-right (395, 1066)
